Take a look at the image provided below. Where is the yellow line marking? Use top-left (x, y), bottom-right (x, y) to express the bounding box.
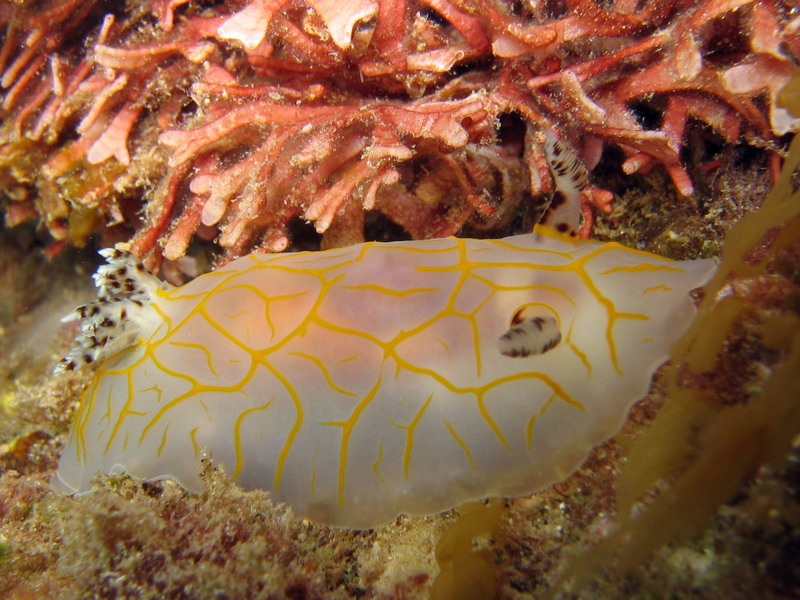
top-left (157, 424), bottom-right (170, 457)
top-left (343, 283), bottom-right (440, 297)
top-left (288, 352), bottom-right (358, 397)
top-left (643, 284), bottom-right (672, 294)
top-left (232, 397), bottom-right (274, 480)
top-left (441, 418), bottom-right (477, 471)
top-left (525, 414), bottom-right (537, 450)
top-left (189, 426), bottom-right (200, 457)
top-left (140, 384), bottom-right (165, 403)
top-left (372, 441), bottom-right (386, 485)
top-left (391, 394), bottom-right (434, 480)
top-left (565, 321), bottom-right (591, 376)
top-left (600, 263), bottom-right (684, 275)
top-left (321, 377), bottom-right (383, 505)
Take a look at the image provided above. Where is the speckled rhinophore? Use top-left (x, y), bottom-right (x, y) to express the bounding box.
top-left (55, 227), bottom-right (715, 528)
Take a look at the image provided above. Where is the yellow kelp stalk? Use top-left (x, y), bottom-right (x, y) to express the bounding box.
top-left (553, 132), bottom-right (800, 594)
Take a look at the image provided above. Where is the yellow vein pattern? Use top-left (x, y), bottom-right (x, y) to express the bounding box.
top-left (55, 227), bottom-right (716, 528)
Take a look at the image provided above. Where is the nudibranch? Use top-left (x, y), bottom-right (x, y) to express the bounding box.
top-left (54, 227), bottom-right (715, 528)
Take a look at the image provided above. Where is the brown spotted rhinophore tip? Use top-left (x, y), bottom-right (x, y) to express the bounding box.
top-left (541, 129), bottom-right (589, 236)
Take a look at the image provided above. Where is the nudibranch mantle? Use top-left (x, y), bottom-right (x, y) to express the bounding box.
top-left (55, 227), bottom-right (715, 528)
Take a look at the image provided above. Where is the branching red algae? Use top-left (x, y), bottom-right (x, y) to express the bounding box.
top-left (1, 0), bottom-right (798, 268)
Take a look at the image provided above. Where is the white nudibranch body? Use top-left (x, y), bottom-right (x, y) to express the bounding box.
top-left (54, 227), bottom-right (715, 528)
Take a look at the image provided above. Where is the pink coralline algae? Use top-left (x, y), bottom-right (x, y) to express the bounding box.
top-left (0, 0), bottom-right (797, 266)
